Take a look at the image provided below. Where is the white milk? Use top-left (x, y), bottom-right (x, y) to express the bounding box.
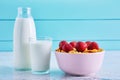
top-left (13, 8), bottom-right (36, 70)
top-left (30, 40), bottom-right (52, 72)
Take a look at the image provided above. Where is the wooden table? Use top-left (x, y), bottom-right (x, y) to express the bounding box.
top-left (0, 51), bottom-right (120, 80)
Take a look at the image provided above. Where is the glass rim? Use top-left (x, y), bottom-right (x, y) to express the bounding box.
top-left (37, 36), bottom-right (52, 40)
top-left (29, 36), bottom-right (52, 41)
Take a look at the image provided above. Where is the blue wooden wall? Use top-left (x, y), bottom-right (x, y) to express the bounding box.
top-left (0, 0), bottom-right (120, 51)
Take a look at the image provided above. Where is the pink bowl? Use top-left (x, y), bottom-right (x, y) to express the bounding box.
top-left (55, 51), bottom-right (104, 76)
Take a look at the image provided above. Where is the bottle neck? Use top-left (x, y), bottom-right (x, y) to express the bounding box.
top-left (17, 7), bottom-right (32, 18)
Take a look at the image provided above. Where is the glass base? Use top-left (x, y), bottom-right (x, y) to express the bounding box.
top-left (32, 70), bottom-right (49, 75)
top-left (15, 68), bottom-right (31, 71)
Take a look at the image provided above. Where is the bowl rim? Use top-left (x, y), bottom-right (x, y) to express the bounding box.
top-left (55, 50), bottom-right (105, 55)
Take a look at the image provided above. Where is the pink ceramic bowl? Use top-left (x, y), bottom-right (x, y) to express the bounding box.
top-left (55, 51), bottom-right (104, 76)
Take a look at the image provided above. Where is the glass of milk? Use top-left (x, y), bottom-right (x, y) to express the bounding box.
top-left (29, 37), bottom-right (52, 74)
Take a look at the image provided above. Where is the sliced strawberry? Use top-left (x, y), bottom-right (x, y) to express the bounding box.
top-left (62, 43), bottom-right (73, 52)
top-left (70, 41), bottom-right (77, 48)
top-left (88, 42), bottom-right (99, 50)
top-left (75, 41), bottom-right (87, 52)
top-left (59, 40), bottom-right (67, 50)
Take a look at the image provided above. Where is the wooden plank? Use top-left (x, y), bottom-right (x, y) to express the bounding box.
top-left (0, 21), bottom-right (14, 40)
top-left (0, 20), bottom-right (120, 40)
top-left (0, 0), bottom-right (120, 19)
top-left (36, 20), bottom-right (120, 40)
top-left (0, 41), bottom-right (12, 51)
top-left (0, 40), bottom-right (120, 51)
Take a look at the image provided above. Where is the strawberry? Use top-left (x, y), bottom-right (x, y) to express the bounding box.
top-left (59, 40), bottom-right (67, 50)
top-left (86, 41), bottom-right (92, 47)
top-left (75, 41), bottom-right (87, 52)
top-left (88, 42), bottom-right (99, 50)
top-left (62, 43), bottom-right (74, 52)
top-left (70, 41), bottom-right (77, 48)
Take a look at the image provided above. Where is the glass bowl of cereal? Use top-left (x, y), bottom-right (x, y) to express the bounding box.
top-left (55, 40), bottom-right (105, 76)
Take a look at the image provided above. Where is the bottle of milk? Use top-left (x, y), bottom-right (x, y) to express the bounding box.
top-left (13, 7), bottom-right (36, 70)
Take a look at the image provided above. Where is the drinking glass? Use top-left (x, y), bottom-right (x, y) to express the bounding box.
top-left (29, 37), bottom-right (52, 74)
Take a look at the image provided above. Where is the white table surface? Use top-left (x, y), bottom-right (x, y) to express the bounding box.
top-left (0, 51), bottom-right (120, 80)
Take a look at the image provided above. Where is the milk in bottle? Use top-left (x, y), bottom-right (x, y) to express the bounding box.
top-left (13, 7), bottom-right (36, 70)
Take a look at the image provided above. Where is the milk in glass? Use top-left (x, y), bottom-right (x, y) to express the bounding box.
top-left (30, 37), bottom-right (52, 74)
